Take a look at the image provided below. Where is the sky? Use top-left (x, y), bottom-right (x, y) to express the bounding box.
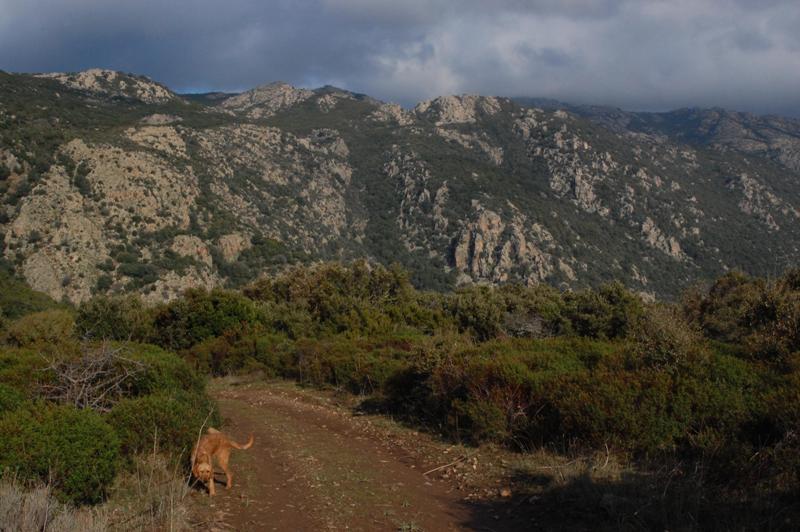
top-left (1, 0), bottom-right (799, 115)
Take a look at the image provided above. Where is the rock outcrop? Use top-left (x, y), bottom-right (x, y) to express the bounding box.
top-left (452, 203), bottom-right (557, 285)
top-left (415, 95), bottom-right (503, 125)
top-left (38, 69), bottom-right (175, 104)
top-left (221, 82), bottom-right (313, 118)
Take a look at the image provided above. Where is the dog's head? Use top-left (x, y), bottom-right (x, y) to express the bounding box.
top-left (194, 462), bottom-right (213, 482)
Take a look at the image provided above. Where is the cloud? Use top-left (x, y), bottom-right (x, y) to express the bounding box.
top-left (0, 0), bottom-right (798, 115)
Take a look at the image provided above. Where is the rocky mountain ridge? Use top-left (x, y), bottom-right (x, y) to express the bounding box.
top-left (1, 69), bottom-right (799, 303)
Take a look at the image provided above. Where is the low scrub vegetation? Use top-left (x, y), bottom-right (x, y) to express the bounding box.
top-left (0, 292), bottom-right (217, 513)
top-left (1, 260), bottom-right (798, 525)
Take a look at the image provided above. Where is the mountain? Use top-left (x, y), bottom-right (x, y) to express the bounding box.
top-left (1, 69), bottom-right (799, 304)
top-left (514, 97), bottom-right (800, 171)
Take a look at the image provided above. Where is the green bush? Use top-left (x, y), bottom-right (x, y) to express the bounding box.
top-left (122, 343), bottom-right (205, 397)
top-left (683, 269), bottom-right (800, 363)
top-left (383, 337), bottom-right (622, 445)
top-left (454, 356), bottom-right (538, 443)
top-left (243, 261), bottom-right (444, 337)
top-left (632, 304), bottom-right (708, 369)
top-left (75, 294), bottom-right (152, 341)
top-left (445, 286), bottom-right (506, 341)
top-left (0, 404), bottom-right (120, 504)
top-left (185, 328), bottom-right (291, 376)
top-left (535, 349), bottom-right (762, 454)
top-left (686, 271), bottom-right (765, 343)
top-left (0, 347), bottom-right (53, 392)
top-left (539, 369), bottom-right (675, 451)
top-left (0, 342), bottom-right (203, 418)
top-left (2, 309), bottom-right (75, 348)
top-left (745, 288), bottom-right (800, 361)
top-left (564, 282), bottom-right (644, 340)
top-left (150, 288), bottom-right (264, 350)
top-left (257, 300), bottom-right (317, 339)
top-left (498, 283), bottom-right (572, 337)
top-left (0, 383), bottom-right (25, 412)
top-left (108, 390), bottom-right (218, 459)
top-left (290, 335), bottom-right (413, 395)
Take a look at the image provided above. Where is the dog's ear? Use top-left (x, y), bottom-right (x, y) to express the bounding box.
top-left (207, 427), bottom-right (220, 434)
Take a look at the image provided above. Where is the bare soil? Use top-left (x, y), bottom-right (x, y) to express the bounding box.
top-left (187, 379), bottom-right (535, 531)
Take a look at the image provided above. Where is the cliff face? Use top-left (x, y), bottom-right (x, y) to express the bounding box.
top-left (1, 70), bottom-right (800, 302)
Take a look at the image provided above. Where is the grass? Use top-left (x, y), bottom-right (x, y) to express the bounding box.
top-left (0, 478), bottom-right (109, 532)
top-left (0, 454), bottom-right (190, 531)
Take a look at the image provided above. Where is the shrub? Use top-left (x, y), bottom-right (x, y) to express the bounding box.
top-left (243, 261), bottom-right (441, 337)
top-left (751, 373), bottom-right (800, 490)
top-left (184, 328), bottom-right (290, 376)
top-left (2, 309), bottom-right (75, 348)
top-left (760, 354), bottom-right (800, 441)
top-left (117, 262), bottom-right (158, 283)
top-left (150, 289), bottom-right (264, 350)
top-left (108, 391), bottom-right (218, 459)
top-left (258, 300), bottom-right (317, 339)
top-left (540, 368), bottom-right (683, 452)
top-left (445, 286), bottom-right (505, 341)
top-left (75, 294), bottom-right (152, 341)
top-left (0, 347), bottom-right (54, 392)
top-left (122, 343), bottom-right (205, 397)
top-left (453, 355), bottom-right (538, 443)
top-left (1, 342), bottom-right (203, 411)
top-left (564, 282), bottom-right (644, 340)
top-left (684, 269), bottom-right (800, 363)
top-left (0, 383), bottom-right (25, 412)
top-left (387, 337), bottom-right (621, 445)
top-left (745, 288), bottom-right (800, 361)
top-left (0, 405), bottom-right (120, 504)
top-left (290, 336), bottom-right (412, 395)
top-left (685, 271), bottom-right (765, 343)
top-left (632, 304), bottom-right (708, 369)
top-left (381, 332), bottom-right (470, 419)
top-left (34, 343), bottom-right (175, 412)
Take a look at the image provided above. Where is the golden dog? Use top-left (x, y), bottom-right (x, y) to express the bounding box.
top-left (191, 427), bottom-right (254, 496)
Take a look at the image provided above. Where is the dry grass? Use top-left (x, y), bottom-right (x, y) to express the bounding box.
top-left (103, 453), bottom-right (191, 530)
top-left (0, 454), bottom-right (190, 531)
top-left (0, 478), bottom-right (110, 531)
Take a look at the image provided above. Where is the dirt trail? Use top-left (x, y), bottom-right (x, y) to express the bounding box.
top-left (188, 381), bottom-right (528, 531)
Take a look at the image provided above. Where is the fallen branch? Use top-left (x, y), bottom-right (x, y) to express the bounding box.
top-left (423, 453), bottom-right (473, 476)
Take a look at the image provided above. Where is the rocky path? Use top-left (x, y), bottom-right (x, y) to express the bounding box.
top-left (187, 381), bottom-right (529, 531)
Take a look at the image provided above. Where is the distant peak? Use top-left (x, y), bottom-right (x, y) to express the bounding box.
top-left (36, 68), bottom-right (175, 104)
top-left (220, 81), bottom-right (313, 117)
top-left (414, 94), bottom-right (505, 125)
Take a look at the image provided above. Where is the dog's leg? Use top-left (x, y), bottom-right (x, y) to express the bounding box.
top-left (219, 449), bottom-right (233, 489)
top-left (208, 477), bottom-right (216, 496)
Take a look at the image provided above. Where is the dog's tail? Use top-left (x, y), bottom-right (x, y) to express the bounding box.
top-left (231, 434), bottom-right (254, 450)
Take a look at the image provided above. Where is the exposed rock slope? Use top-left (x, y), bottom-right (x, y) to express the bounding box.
top-left (2, 69), bottom-right (800, 303)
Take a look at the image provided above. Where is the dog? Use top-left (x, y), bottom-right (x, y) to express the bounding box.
top-left (191, 427), bottom-right (254, 496)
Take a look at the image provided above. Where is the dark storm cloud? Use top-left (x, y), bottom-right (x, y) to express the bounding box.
top-left (0, 0), bottom-right (798, 115)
